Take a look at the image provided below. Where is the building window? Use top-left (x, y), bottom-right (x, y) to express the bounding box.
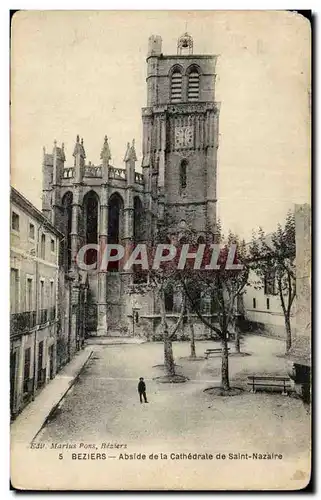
top-left (29, 223), bottom-right (35, 240)
top-left (49, 281), bottom-right (55, 320)
top-left (50, 281), bottom-right (54, 306)
top-left (40, 279), bottom-right (45, 311)
top-left (11, 212), bottom-right (19, 231)
top-left (253, 298), bottom-right (256, 309)
top-left (40, 234), bottom-right (46, 260)
top-left (23, 348), bottom-right (31, 394)
top-left (51, 238), bottom-right (55, 253)
top-left (10, 268), bottom-right (19, 313)
top-left (266, 298), bottom-right (270, 310)
top-left (180, 160), bottom-right (187, 190)
top-left (26, 278), bottom-right (33, 311)
top-left (188, 71), bottom-right (200, 101)
top-left (264, 270), bottom-right (276, 295)
top-left (171, 70), bottom-right (182, 103)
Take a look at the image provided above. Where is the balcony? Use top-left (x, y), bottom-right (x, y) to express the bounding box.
top-left (11, 307), bottom-right (58, 339)
top-left (11, 311), bottom-right (36, 338)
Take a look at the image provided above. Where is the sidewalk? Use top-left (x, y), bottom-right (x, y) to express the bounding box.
top-left (11, 347), bottom-right (93, 445)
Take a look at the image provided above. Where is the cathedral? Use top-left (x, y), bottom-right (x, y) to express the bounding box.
top-left (42, 33), bottom-right (220, 339)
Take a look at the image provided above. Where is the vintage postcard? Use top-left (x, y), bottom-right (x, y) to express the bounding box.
top-left (10, 10), bottom-right (311, 490)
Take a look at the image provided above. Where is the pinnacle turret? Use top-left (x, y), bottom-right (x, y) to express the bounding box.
top-left (100, 135), bottom-right (111, 165)
top-left (73, 134), bottom-right (86, 159)
top-left (124, 139), bottom-right (137, 162)
top-left (124, 142), bottom-right (131, 162)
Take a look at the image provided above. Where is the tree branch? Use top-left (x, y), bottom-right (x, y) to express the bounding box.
top-left (169, 292), bottom-right (186, 339)
top-left (278, 276), bottom-right (286, 316)
top-left (182, 280), bottom-right (222, 337)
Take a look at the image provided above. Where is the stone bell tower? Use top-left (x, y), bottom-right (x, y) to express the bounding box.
top-left (142, 33), bottom-right (220, 240)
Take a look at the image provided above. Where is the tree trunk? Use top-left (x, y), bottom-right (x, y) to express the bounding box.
top-left (164, 332), bottom-right (175, 376)
top-left (186, 304), bottom-right (196, 358)
top-left (221, 333), bottom-right (230, 391)
top-left (234, 325), bottom-right (241, 353)
top-left (160, 289), bottom-right (176, 377)
top-left (285, 314), bottom-right (292, 352)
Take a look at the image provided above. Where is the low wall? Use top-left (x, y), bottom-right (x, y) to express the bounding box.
top-left (128, 314), bottom-right (220, 341)
top-left (239, 317), bottom-right (289, 340)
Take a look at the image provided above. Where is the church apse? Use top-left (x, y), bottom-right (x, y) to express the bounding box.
top-left (42, 32), bottom-right (219, 339)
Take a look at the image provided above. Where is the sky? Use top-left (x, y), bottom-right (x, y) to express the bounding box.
top-left (11, 10), bottom-right (311, 239)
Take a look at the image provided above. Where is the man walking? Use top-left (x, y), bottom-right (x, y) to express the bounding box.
top-left (138, 377), bottom-right (148, 403)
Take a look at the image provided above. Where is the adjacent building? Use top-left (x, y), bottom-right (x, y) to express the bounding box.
top-left (10, 188), bottom-right (63, 418)
top-left (287, 204), bottom-right (311, 404)
top-left (243, 268), bottom-right (296, 339)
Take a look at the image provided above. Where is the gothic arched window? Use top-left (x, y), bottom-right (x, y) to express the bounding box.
top-left (180, 159), bottom-right (187, 190)
top-left (61, 191), bottom-right (73, 271)
top-left (133, 196), bottom-right (144, 243)
top-left (83, 190), bottom-right (100, 267)
top-left (171, 70), bottom-right (182, 103)
top-left (133, 196), bottom-right (147, 283)
top-left (188, 70), bottom-right (200, 101)
top-left (108, 193), bottom-right (124, 271)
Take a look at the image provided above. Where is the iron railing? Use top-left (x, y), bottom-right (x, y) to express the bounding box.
top-left (48, 306), bottom-right (56, 321)
top-left (11, 307), bottom-right (57, 338)
top-left (11, 311), bottom-right (37, 336)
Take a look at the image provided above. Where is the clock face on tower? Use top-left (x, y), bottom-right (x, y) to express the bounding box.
top-left (175, 126), bottom-right (194, 149)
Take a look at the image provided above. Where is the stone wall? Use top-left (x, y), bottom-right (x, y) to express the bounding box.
top-left (131, 314), bottom-right (218, 341)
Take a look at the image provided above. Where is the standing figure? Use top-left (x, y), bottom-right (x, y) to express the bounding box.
top-left (138, 377), bottom-right (148, 403)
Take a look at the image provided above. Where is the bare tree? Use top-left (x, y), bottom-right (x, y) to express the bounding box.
top-left (186, 301), bottom-right (196, 359)
top-left (179, 231), bottom-right (250, 391)
top-left (249, 211), bottom-right (296, 352)
top-left (126, 214), bottom-right (186, 379)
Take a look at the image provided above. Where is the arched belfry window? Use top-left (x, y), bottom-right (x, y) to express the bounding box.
top-left (171, 70), bottom-right (182, 103)
top-left (188, 70), bottom-right (200, 101)
top-left (180, 159), bottom-right (187, 190)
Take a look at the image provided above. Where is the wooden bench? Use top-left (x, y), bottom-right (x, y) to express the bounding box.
top-left (248, 375), bottom-right (291, 395)
top-left (204, 348), bottom-right (230, 359)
